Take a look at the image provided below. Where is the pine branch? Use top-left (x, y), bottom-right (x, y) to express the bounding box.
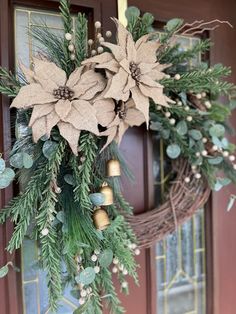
top-left (75, 13), bottom-right (88, 66)
top-left (161, 64), bottom-right (234, 94)
top-left (100, 268), bottom-right (125, 314)
top-left (59, 0), bottom-right (73, 34)
top-left (72, 133), bottom-right (98, 211)
top-left (0, 67), bottom-right (21, 97)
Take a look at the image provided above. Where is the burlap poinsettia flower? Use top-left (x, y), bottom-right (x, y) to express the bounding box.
top-left (94, 99), bottom-right (145, 150)
top-left (11, 59), bottom-right (106, 154)
top-left (83, 18), bottom-right (174, 125)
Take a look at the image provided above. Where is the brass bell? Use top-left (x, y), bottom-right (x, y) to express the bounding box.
top-left (99, 182), bottom-right (113, 206)
top-left (107, 159), bottom-right (121, 177)
top-left (93, 207), bottom-right (110, 230)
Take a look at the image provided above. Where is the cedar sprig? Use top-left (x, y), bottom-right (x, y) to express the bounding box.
top-left (75, 13), bottom-right (88, 66)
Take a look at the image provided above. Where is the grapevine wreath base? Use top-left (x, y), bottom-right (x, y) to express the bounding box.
top-left (0, 1), bottom-right (236, 313)
top-left (127, 159), bottom-right (211, 249)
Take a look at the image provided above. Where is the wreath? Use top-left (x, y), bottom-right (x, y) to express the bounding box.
top-left (0, 1), bottom-right (235, 313)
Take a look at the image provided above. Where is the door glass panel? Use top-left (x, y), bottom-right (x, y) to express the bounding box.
top-left (14, 8), bottom-right (80, 313)
top-left (154, 35), bottom-right (206, 314)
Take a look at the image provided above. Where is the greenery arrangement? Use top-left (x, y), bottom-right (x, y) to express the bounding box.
top-left (0, 1), bottom-right (236, 313)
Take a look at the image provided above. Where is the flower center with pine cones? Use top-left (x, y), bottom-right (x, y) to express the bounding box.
top-left (53, 86), bottom-right (74, 100)
top-left (129, 62), bottom-right (141, 84)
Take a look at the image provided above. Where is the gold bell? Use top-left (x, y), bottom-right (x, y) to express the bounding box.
top-left (93, 207), bottom-right (110, 230)
top-left (99, 182), bottom-right (114, 206)
top-left (107, 159), bottom-right (121, 177)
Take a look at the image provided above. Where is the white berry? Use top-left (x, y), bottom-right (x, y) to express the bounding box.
top-left (91, 50), bottom-right (97, 56)
top-left (196, 93), bottom-right (202, 99)
top-left (195, 173), bottom-right (201, 179)
top-left (233, 164), bottom-right (236, 170)
top-left (68, 44), bottom-right (75, 52)
top-left (156, 105), bottom-right (162, 110)
top-left (212, 145), bottom-right (218, 151)
top-left (99, 37), bottom-right (105, 43)
top-left (94, 266), bottom-right (100, 274)
top-left (229, 155), bottom-right (235, 161)
top-left (201, 150), bottom-right (208, 156)
top-left (186, 116), bottom-right (192, 122)
top-left (112, 266), bottom-right (118, 273)
top-left (130, 243), bottom-right (137, 250)
top-left (202, 137), bottom-right (208, 143)
top-left (41, 228), bottom-right (49, 236)
top-left (184, 177), bottom-right (190, 183)
top-left (97, 33), bottom-right (102, 39)
top-left (201, 92), bottom-right (207, 97)
top-left (205, 101), bottom-right (212, 109)
top-left (113, 257), bottom-right (119, 265)
top-left (94, 249), bottom-right (100, 255)
top-left (65, 33), bottom-right (72, 41)
top-left (195, 152), bottom-right (201, 157)
top-left (70, 53), bottom-right (76, 61)
top-left (106, 30), bottom-right (112, 38)
top-left (177, 101), bottom-right (182, 106)
top-left (80, 290), bottom-right (87, 297)
top-left (86, 287), bottom-right (92, 294)
top-left (165, 74), bottom-right (171, 79)
top-left (169, 118), bottom-right (176, 125)
top-left (121, 282), bottom-right (128, 288)
top-left (223, 151), bottom-right (229, 157)
top-left (174, 73), bottom-right (181, 80)
top-left (91, 254), bottom-right (98, 262)
top-left (134, 248), bottom-right (141, 256)
top-left (165, 112), bottom-right (171, 118)
top-left (97, 46), bottom-right (104, 54)
top-left (119, 264), bottom-right (124, 271)
top-left (191, 165), bottom-right (197, 170)
top-left (88, 39), bottom-right (94, 46)
top-left (123, 269), bottom-right (128, 275)
top-left (184, 106), bottom-right (190, 111)
top-left (79, 298), bottom-right (85, 305)
top-left (95, 21), bottom-right (101, 29)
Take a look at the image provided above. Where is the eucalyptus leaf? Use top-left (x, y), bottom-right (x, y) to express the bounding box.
top-left (166, 18), bottom-right (183, 32)
top-left (212, 136), bottom-right (223, 148)
top-left (89, 193), bottom-right (105, 206)
top-left (99, 249), bottom-right (113, 268)
top-left (0, 158), bottom-right (6, 173)
top-left (166, 144), bottom-right (181, 159)
top-left (0, 265), bottom-right (9, 278)
top-left (176, 120), bottom-right (188, 135)
top-left (125, 6), bottom-right (140, 21)
top-left (23, 153), bottom-right (33, 169)
top-left (161, 129), bottom-right (170, 139)
top-left (188, 129), bottom-right (202, 140)
top-left (56, 211), bottom-right (65, 223)
top-left (142, 12), bottom-right (154, 25)
top-left (214, 177), bottom-right (231, 191)
top-left (76, 267), bottom-right (96, 285)
top-left (43, 140), bottom-right (58, 159)
top-left (0, 168), bottom-right (15, 189)
top-left (208, 156), bottom-right (223, 165)
top-left (178, 92), bottom-right (187, 106)
top-left (189, 138), bottom-right (195, 148)
top-left (150, 121), bottom-right (162, 131)
top-left (64, 174), bottom-right (75, 186)
top-left (209, 124), bottom-right (225, 138)
top-left (10, 153), bottom-right (24, 168)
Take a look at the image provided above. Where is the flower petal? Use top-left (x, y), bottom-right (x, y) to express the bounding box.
top-left (136, 41), bottom-right (160, 64)
top-left (93, 99), bottom-right (116, 127)
top-left (102, 42), bottom-right (126, 62)
top-left (19, 62), bottom-right (35, 83)
top-left (112, 18), bottom-right (129, 50)
top-left (139, 62), bottom-right (157, 75)
top-left (96, 59), bottom-right (119, 73)
top-left (131, 86), bottom-right (150, 126)
top-left (105, 68), bottom-right (130, 101)
top-left (123, 75), bottom-right (136, 93)
top-left (45, 111), bottom-right (60, 136)
top-left (125, 107), bottom-right (145, 127)
top-left (100, 126), bottom-right (118, 152)
top-left (54, 99), bottom-right (72, 120)
top-left (148, 69), bottom-right (166, 81)
top-left (139, 83), bottom-right (174, 107)
top-left (117, 121), bottom-right (129, 144)
top-left (11, 83), bottom-right (55, 109)
top-left (139, 75), bottom-right (163, 88)
top-left (31, 116), bottom-right (47, 142)
top-left (66, 100), bottom-right (99, 135)
top-left (66, 66), bottom-right (84, 88)
top-left (33, 58), bottom-right (67, 92)
top-left (29, 103), bottom-right (54, 126)
top-left (58, 121), bottom-right (81, 155)
top-left (82, 52), bottom-right (113, 66)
